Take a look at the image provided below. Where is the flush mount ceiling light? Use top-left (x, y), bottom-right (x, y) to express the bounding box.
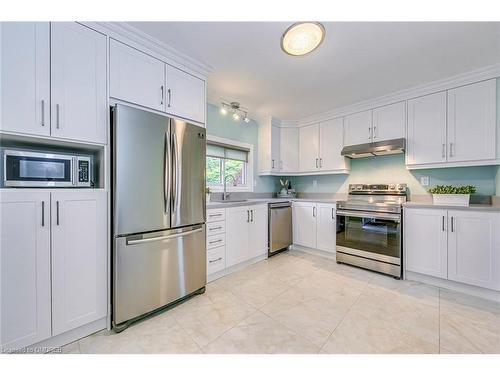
top-left (220, 101), bottom-right (250, 123)
top-left (281, 22), bottom-right (326, 56)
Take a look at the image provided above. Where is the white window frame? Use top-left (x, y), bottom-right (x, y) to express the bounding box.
top-left (206, 135), bottom-right (254, 193)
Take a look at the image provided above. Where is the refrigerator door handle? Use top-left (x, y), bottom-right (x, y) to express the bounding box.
top-left (171, 131), bottom-right (179, 212)
top-left (164, 130), bottom-right (172, 214)
top-left (127, 227), bottom-right (203, 246)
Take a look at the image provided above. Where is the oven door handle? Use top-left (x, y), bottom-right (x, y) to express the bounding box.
top-left (336, 209), bottom-right (400, 222)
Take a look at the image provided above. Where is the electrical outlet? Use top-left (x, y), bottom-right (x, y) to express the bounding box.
top-left (420, 176), bottom-right (430, 186)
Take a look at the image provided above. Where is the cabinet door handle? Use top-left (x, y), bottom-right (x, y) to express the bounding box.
top-left (315, 158), bottom-right (318, 168)
top-left (247, 210), bottom-right (250, 223)
top-left (209, 213), bottom-right (222, 217)
top-left (272, 159), bottom-right (275, 169)
top-left (449, 143), bottom-right (454, 158)
top-left (209, 226), bottom-right (222, 231)
top-left (442, 216), bottom-right (445, 231)
top-left (319, 158), bottom-right (323, 168)
top-left (373, 126), bottom-right (377, 139)
top-left (451, 217), bottom-right (454, 232)
top-left (442, 144), bottom-right (446, 158)
top-left (209, 257), bottom-right (223, 264)
top-left (160, 85), bottom-right (164, 105)
top-left (56, 201), bottom-right (60, 226)
top-left (41, 100), bottom-right (45, 127)
top-left (167, 88), bottom-right (172, 108)
top-left (209, 239), bottom-right (222, 244)
top-left (56, 104), bottom-right (60, 129)
top-left (368, 126), bottom-right (372, 139)
top-left (313, 206), bottom-right (316, 218)
top-left (332, 208), bottom-right (335, 219)
top-left (251, 210), bottom-right (254, 222)
top-left (41, 201), bottom-right (45, 227)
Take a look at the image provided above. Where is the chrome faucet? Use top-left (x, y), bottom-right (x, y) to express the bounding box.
top-left (223, 174), bottom-right (236, 201)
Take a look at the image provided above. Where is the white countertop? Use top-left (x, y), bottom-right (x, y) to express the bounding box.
top-left (206, 197), bottom-right (339, 209)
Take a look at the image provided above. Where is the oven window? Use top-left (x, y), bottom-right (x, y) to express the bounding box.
top-left (336, 215), bottom-right (400, 259)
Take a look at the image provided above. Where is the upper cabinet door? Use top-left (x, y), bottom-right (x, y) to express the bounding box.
top-left (344, 109), bottom-right (372, 146)
top-left (447, 210), bottom-right (500, 291)
top-left (447, 79), bottom-right (496, 163)
top-left (406, 91), bottom-right (447, 166)
top-left (110, 39), bottom-right (165, 112)
top-left (299, 124), bottom-right (319, 172)
top-left (271, 125), bottom-right (281, 171)
top-left (165, 65), bottom-right (205, 124)
top-left (51, 191), bottom-right (107, 336)
top-left (372, 101), bottom-right (406, 142)
top-left (280, 127), bottom-right (299, 172)
top-left (51, 23), bottom-right (107, 144)
top-left (1, 22), bottom-right (50, 136)
top-left (0, 191), bottom-right (51, 350)
top-left (319, 118), bottom-right (347, 171)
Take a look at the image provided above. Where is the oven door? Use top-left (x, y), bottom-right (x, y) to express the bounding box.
top-left (336, 209), bottom-right (401, 265)
top-left (4, 151), bottom-right (74, 187)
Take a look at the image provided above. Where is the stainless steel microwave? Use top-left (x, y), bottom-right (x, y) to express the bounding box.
top-left (3, 150), bottom-right (92, 187)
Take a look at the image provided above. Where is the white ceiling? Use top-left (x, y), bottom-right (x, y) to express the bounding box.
top-left (128, 22), bottom-right (500, 121)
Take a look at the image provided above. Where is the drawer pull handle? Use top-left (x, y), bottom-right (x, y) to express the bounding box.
top-left (209, 226), bottom-right (222, 231)
top-left (209, 213), bottom-right (222, 217)
top-left (209, 257), bottom-right (223, 263)
top-left (209, 239), bottom-right (223, 244)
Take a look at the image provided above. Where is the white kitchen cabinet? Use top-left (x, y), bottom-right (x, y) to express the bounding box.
top-left (372, 101), bottom-right (406, 142)
top-left (248, 204), bottom-right (268, 259)
top-left (0, 22), bottom-right (50, 137)
top-left (344, 110), bottom-right (372, 146)
top-left (225, 204), bottom-right (268, 268)
top-left (280, 127), bottom-right (299, 172)
top-left (319, 118), bottom-right (348, 171)
top-left (406, 91), bottom-right (447, 166)
top-left (271, 125), bottom-right (281, 171)
top-left (405, 208), bottom-right (448, 279)
top-left (0, 191), bottom-right (51, 350)
top-left (225, 206), bottom-right (251, 267)
top-left (447, 79), bottom-right (496, 163)
top-left (292, 201), bottom-right (317, 248)
top-left (299, 124), bottom-right (320, 172)
top-left (50, 23), bottom-right (107, 144)
top-left (447, 210), bottom-right (500, 290)
top-left (165, 64), bottom-right (205, 124)
top-left (110, 39), bottom-right (165, 111)
top-left (316, 203), bottom-right (336, 253)
top-left (51, 191), bottom-right (107, 335)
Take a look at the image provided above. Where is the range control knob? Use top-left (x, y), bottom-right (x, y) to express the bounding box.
top-left (389, 184), bottom-right (396, 190)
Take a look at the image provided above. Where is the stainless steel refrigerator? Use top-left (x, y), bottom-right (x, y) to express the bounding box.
top-left (111, 104), bottom-right (206, 330)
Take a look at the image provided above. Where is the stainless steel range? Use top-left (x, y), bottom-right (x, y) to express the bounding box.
top-left (336, 184), bottom-right (407, 278)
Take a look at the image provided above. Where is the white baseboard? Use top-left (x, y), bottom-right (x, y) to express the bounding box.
top-left (25, 318), bottom-right (107, 353)
top-left (405, 271), bottom-right (500, 302)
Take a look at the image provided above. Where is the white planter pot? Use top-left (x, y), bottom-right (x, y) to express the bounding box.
top-left (432, 194), bottom-right (470, 206)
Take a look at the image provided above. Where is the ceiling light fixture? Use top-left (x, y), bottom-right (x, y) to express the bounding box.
top-left (220, 101), bottom-right (250, 123)
top-left (281, 22), bottom-right (325, 56)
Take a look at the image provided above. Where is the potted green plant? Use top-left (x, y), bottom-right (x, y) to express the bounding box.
top-left (428, 185), bottom-right (476, 206)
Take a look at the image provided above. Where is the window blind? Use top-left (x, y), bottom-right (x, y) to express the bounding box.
top-left (206, 141), bottom-right (249, 162)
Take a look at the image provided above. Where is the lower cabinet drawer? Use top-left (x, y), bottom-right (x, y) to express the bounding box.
top-left (207, 233), bottom-right (225, 249)
top-left (207, 246), bottom-right (226, 275)
top-left (206, 221), bottom-right (226, 236)
top-left (207, 208), bottom-right (226, 223)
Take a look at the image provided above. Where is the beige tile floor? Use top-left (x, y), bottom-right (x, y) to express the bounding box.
top-left (59, 250), bottom-right (500, 354)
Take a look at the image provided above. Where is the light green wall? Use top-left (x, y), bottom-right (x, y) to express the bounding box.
top-left (286, 154), bottom-right (498, 196)
top-left (206, 103), bottom-right (277, 192)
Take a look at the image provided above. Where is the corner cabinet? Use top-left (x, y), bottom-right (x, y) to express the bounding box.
top-left (0, 190), bottom-right (108, 350)
top-left (292, 201), bottom-right (336, 254)
top-left (109, 39), bottom-right (206, 125)
top-left (1, 22), bottom-right (107, 143)
top-left (405, 207), bottom-right (500, 291)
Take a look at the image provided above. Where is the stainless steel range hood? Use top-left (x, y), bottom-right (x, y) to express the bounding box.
top-left (341, 138), bottom-right (406, 159)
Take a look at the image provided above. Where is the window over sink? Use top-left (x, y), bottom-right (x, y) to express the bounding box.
top-left (206, 136), bottom-right (253, 192)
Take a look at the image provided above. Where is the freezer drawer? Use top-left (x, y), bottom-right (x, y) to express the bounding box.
top-left (113, 224), bottom-right (206, 326)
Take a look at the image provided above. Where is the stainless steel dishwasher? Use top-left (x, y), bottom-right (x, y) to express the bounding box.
top-left (268, 202), bottom-right (293, 256)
